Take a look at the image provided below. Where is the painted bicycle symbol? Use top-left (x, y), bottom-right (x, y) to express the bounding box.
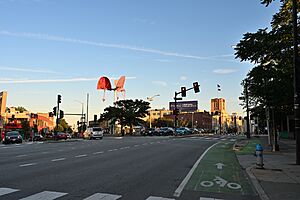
top-left (200, 176), bottom-right (241, 190)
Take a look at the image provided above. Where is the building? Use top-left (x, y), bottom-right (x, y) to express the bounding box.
top-left (145, 108), bottom-right (212, 130)
top-left (211, 98), bottom-right (245, 134)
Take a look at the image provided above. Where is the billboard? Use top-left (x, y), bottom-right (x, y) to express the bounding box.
top-left (169, 101), bottom-right (198, 112)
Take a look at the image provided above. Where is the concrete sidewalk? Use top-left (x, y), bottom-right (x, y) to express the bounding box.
top-left (235, 136), bottom-right (300, 200)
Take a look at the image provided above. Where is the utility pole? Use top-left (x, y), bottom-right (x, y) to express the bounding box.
top-left (245, 80), bottom-right (251, 139)
top-left (56, 94), bottom-right (62, 133)
top-left (86, 93), bottom-right (89, 128)
top-left (292, 0), bottom-right (300, 164)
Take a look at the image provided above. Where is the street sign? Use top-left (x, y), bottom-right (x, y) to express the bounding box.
top-left (174, 97), bottom-right (183, 101)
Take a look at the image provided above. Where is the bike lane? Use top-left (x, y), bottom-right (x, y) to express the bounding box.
top-left (179, 141), bottom-right (259, 200)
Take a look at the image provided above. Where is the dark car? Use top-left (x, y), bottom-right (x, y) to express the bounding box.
top-left (159, 127), bottom-right (175, 136)
top-left (29, 134), bottom-right (44, 141)
top-left (54, 132), bottom-right (67, 140)
top-left (2, 131), bottom-right (23, 144)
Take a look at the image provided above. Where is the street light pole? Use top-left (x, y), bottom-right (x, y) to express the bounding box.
top-left (292, 0), bottom-right (300, 164)
top-left (147, 94), bottom-right (160, 128)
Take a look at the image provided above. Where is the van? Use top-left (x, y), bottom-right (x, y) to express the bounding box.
top-left (83, 127), bottom-right (104, 140)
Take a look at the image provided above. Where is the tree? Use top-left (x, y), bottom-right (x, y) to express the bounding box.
top-left (100, 99), bottom-right (150, 135)
top-left (21, 120), bottom-right (30, 140)
top-left (15, 107), bottom-right (27, 112)
top-left (54, 119), bottom-right (71, 132)
top-left (235, 0), bottom-right (298, 129)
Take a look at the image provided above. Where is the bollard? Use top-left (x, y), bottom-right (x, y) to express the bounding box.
top-left (255, 144), bottom-right (264, 169)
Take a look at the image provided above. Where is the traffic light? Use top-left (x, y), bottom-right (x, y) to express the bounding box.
top-left (57, 94), bottom-right (62, 104)
top-left (53, 107), bottom-right (57, 116)
top-left (193, 82), bottom-right (200, 93)
top-left (59, 110), bottom-right (64, 119)
top-left (49, 112), bottom-right (53, 117)
top-left (181, 87), bottom-right (186, 97)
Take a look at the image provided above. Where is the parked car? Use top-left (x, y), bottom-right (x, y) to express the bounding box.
top-left (142, 128), bottom-right (157, 136)
top-left (159, 127), bottom-right (175, 136)
top-left (54, 132), bottom-right (67, 140)
top-left (66, 133), bottom-right (72, 139)
top-left (29, 134), bottom-right (44, 141)
top-left (175, 127), bottom-right (192, 135)
top-left (191, 128), bottom-right (200, 134)
top-left (2, 131), bottom-right (23, 144)
top-left (83, 127), bottom-right (103, 140)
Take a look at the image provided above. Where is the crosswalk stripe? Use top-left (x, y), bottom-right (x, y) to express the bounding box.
top-left (199, 197), bottom-right (223, 200)
top-left (0, 187), bottom-right (19, 196)
top-left (83, 193), bottom-right (122, 200)
top-left (146, 196), bottom-right (175, 200)
top-left (20, 191), bottom-right (68, 200)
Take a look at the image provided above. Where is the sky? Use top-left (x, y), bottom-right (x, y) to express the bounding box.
top-left (0, 0), bottom-right (281, 127)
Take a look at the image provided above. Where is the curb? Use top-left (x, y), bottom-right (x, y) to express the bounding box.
top-left (246, 166), bottom-right (270, 200)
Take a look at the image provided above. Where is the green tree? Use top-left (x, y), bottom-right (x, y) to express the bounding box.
top-left (21, 120), bottom-right (31, 140)
top-left (235, 0), bottom-right (298, 127)
top-left (15, 106), bottom-right (27, 112)
top-left (54, 119), bottom-right (72, 132)
top-left (100, 99), bottom-right (150, 135)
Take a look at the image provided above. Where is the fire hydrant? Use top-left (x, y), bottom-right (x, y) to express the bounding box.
top-left (255, 144), bottom-right (264, 169)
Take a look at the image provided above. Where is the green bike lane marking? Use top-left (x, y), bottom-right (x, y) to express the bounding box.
top-left (184, 141), bottom-right (255, 195)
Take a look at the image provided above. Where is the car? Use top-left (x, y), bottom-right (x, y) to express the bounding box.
top-left (83, 127), bottom-right (103, 140)
top-left (2, 131), bottom-right (23, 144)
top-left (159, 127), bottom-right (175, 136)
top-left (66, 133), bottom-right (72, 139)
top-left (29, 134), bottom-right (44, 141)
top-left (175, 127), bottom-right (192, 136)
top-left (191, 128), bottom-right (200, 134)
top-left (54, 132), bottom-right (67, 140)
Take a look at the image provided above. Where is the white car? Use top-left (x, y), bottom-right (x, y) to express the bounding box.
top-left (84, 127), bottom-right (104, 140)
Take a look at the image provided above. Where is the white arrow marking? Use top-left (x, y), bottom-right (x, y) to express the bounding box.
top-left (215, 163), bottom-right (225, 170)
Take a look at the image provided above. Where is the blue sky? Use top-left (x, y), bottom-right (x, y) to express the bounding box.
top-left (0, 0), bottom-right (280, 126)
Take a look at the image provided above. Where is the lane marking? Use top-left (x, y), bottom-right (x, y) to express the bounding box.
top-left (134, 144), bottom-right (140, 147)
top-left (83, 192), bottom-right (122, 200)
top-left (199, 197), bottom-right (223, 200)
top-left (146, 196), bottom-right (175, 200)
top-left (93, 151), bottom-right (104, 155)
top-left (51, 158), bottom-right (66, 162)
top-left (20, 191), bottom-right (68, 200)
top-left (19, 163), bottom-right (37, 167)
top-left (16, 154), bottom-right (28, 158)
top-left (0, 187), bottom-right (19, 196)
top-left (142, 143), bottom-right (148, 145)
top-left (173, 142), bottom-right (219, 197)
top-left (75, 154), bottom-right (87, 158)
top-left (123, 146), bottom-right (130, 149)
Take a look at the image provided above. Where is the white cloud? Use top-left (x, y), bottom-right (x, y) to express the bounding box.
top-left (0, 30), bottom-right (237, 62)
top-left (180, 76), bottom-right (187, 81)
top-left (152, 81), bottom-right (167, 87)
top-left (213, 69), bottom-right (238, 74)
top-left (154, 59), bottom-right (172, 63)
top-left (0, 66), bottom-right (57, 74)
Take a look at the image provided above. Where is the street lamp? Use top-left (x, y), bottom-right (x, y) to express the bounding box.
top-left (146, 94), bottom-right (160, 128)
top-left (75, 100), bottom-right (84, 134)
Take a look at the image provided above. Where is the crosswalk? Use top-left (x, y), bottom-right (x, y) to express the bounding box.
top-left (0, 187), bottom-right (176, 200)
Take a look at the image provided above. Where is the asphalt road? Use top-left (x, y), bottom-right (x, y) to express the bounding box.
top-left (0, 135), bottom-right (247, 200)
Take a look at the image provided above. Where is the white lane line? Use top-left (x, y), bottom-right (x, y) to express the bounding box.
top-left (199, 197), bottom-right (223, 200)
top-left (173, 142), bottom-right (219, 197)
top-left (16, 154), bottom-right (28, 158)
top-left (221, 138), bottom-right (227, 141)
top-left (51, 158), bottom-right (66, 162)
top-left (93, 151), bottom-right (104, 155)
top-left (150, 142), bottom-right (155, 144)
top-left (123, 146), bottom-right (130, 149)
top-left (20, 191), bottom-right (68, 200)
top-left (75, 154), bottom-right (87, 158)
top-left (19, 163), bottom-right (37, 167)
top-left (83, 192), bottom-right (121, 200)
top-left (142, 143), bottom-right (148, 145)
top-left (134, 144), bottom-right (140, 147)
top-left (41, 151), bottom-right (49, 154)
top-left (205, 137), bottom-right (211, 140)
top-left (108, 149), bottom-right (118, 152)
top-left (0, 187), bottom-right (19, 196)
top-left (146, 196), bottom-right (175, 200)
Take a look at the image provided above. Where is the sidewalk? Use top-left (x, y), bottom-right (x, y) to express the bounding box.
top-left (235, 135), bottom-right (300, 200)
